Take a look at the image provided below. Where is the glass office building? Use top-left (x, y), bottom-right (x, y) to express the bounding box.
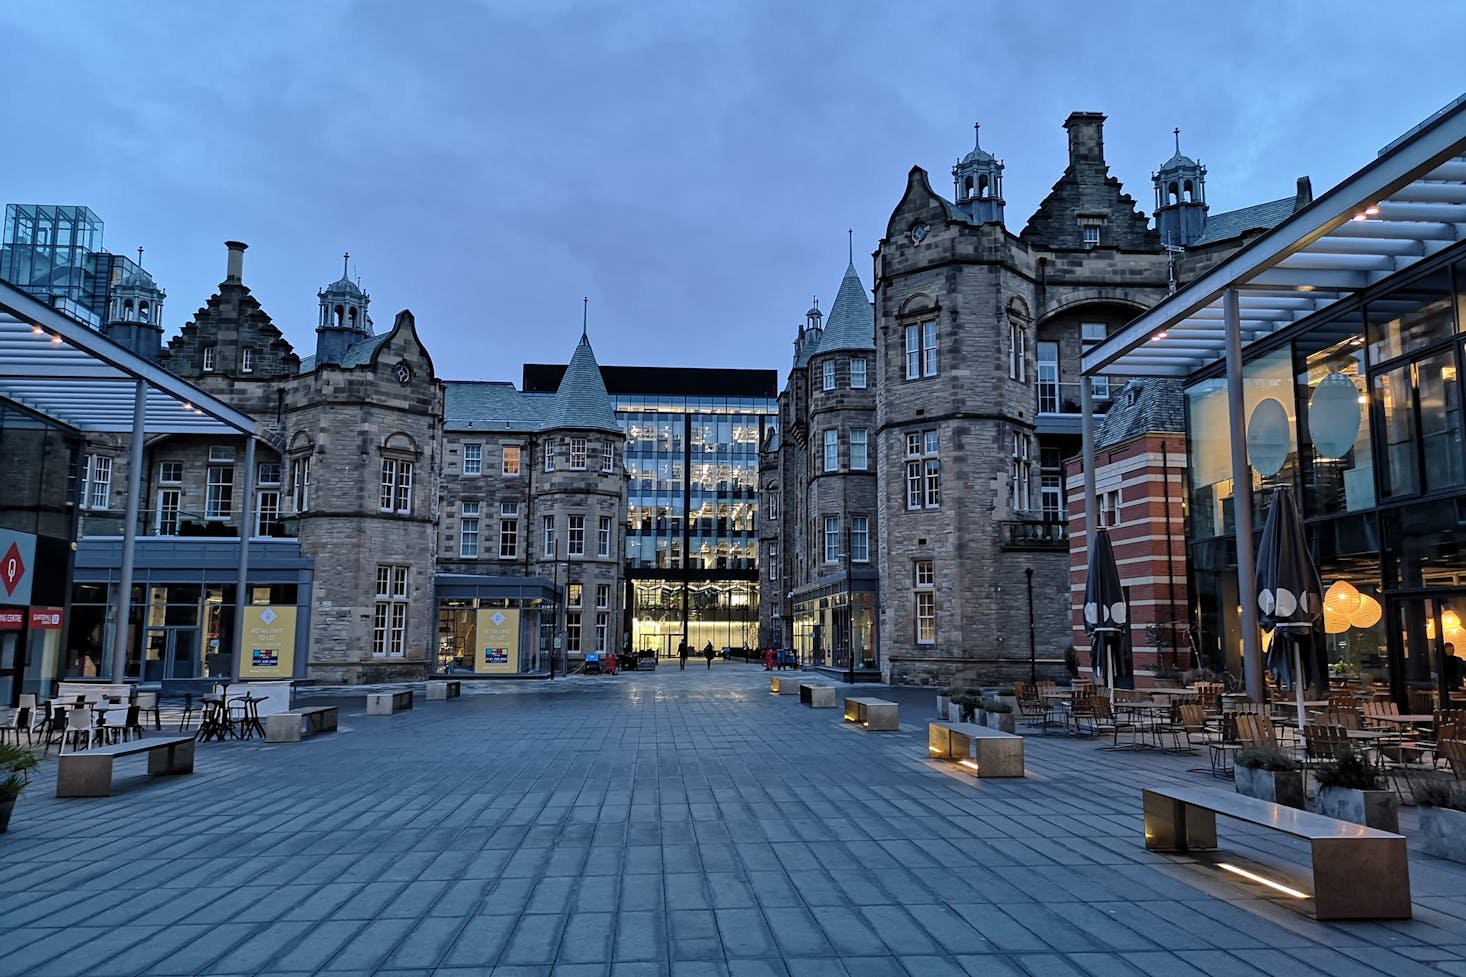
top-left (1, 204), bottom-right (152, 330)
top-left (523, 364), bottom-right (778, 656)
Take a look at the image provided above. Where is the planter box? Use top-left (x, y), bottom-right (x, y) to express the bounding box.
top-left (936, 695), bottom-right (952, 721)
top-left (983, 711), bottom-right (1016, 734)
top-left (1234, 765), bottom-right (1305, 809)
top-left (1315, 784), bottom-right (1399, 833)
top-left (1419, 805), bottom-right (1466, 863)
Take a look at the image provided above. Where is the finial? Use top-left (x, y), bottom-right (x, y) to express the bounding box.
top-left (136, 246), bottom-right (144, 267)
top-left (974, 122), bottom-right (981, 150)
top-left (847, 227), bottom-right (853, 264)
top-left (342, 251), bottom-right (350, 278)
top-left (582, 296), bottom-right (588, 340)
top-left (1173, 128), bottom-right (1180, 155)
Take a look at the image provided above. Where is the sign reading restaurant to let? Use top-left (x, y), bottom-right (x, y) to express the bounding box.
top-left (0, 528), bottom-right (36, 607)
top-left (29, 608), bottom-right (63, 629)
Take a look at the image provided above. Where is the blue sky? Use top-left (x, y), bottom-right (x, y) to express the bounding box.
top-left (5, 1), bottom-right (1465, 381)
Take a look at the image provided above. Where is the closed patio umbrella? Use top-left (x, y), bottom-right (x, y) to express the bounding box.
top-left (1255, 486), bottom-right (1325, 730)
top-left (1083, 528), bottom-right (1129, 689)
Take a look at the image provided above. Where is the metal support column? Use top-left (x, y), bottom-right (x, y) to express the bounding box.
top-left (1224, 287), bottom-right (1263, 702)
top-left (110, 380), bottom-right (148, 683)
top-left (230, 437), bottom-right (257, 679)
top-left (1080, 380), bottom-right (1098, 542)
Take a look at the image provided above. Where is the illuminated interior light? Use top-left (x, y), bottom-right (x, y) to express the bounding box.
top-left (1217, 862), bottom-right (1308, 899)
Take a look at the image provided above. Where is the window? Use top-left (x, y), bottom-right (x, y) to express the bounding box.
top-left (851, 357), bottom-right (867, 389)
top-left (850, 429), bottom-right (868, 471)
top-left (766, 496), bottom-right (777, 522)
top-left (597, 516), bottom-right (612, 557)
top-left (1082, 224), bottom-right (1100, 248)
top-left (906, 431), bottom-right (939, 509)
top-left (1080, 322), bottom-right (1107, 345)
top-left (462, 443), bottom-right (483, 476)
top-left (769, 542), bottom-right (777, 571)
top-left (851, 516), bottom-right (869, 563)
top-left (1037, 342), bottom-right (1060, 413)
top-left (1100, 488), bottom-right (1121, 527)
top-left (824, 516), bottom-right (840, 563)
top-left (498, 502), bottom-right (519, 558)
top-left (595, 613), bottom-right (609, 653)
top-left (503, 445), bottom-right (521, 476)
top-left (823, 430), bottom-right (839, 472)
top-left (257, 462), bottom-right (281, 485)
top-left (202, 346), bottom-right (216, 372)
top-left (596, 583), bottom-right (611, 609)
top-left (566, 612), bottom-right (582, 653)
top-left (907, 321), bottom-right (937, 378)
top-left (460, 502), bottom-right (481, 557)
top-left (544, 442), bottom-right (555, 472)
top-left (568, 583), bottom-right (583, 606)
top-left (241, 347), bottom-right (256, 373)
top-left (1090, 376), bottom-right (1111, 400)
top-left (568, 515), bottom-right (585, 556)
top-left (1009, 323), bottom-right (1027, 382)
top-left (379, 459), bottom-right (414, 514)
top-left (1041, 475), bottom-right (1064, 522)
top-left (601, 440), bottom-right (615, 473)
top-left (915, 560), bottom-right (935, 644)
top-left (543, 516), bottom-right (556, 557)
top-left (1010, 431), bottom-right (1032, 512)
top-left (570, 437), bottom-right (587, 470)
top-left (159, 461), bottom-right (183, 484)
top-left (156, 489), bottom-right (181, 535)
top-left (255, 491), bottom-right (281, 537)
top-left (205, 464), bottom-right (233, 520)
top-left (822, 360), bottom-right (836, 390)
top-left (372, 565), bottom-right (409, 658)
top-left (82, 454), bottom-right (112, 510)
top-left (291, 455), bottom-right (311, 513)
top-left (208, 445), bottom-right (235, 464)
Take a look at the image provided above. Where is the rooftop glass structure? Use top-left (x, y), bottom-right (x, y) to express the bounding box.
top-left (0, 205), bottom-right (111, 328)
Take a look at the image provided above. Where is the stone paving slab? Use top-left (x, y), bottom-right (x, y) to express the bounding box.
top-left (3, 663), bottom-right (1465, 976)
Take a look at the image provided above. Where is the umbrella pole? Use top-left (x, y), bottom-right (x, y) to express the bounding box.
top-left (1294, 638), bottom-right (1306, 735)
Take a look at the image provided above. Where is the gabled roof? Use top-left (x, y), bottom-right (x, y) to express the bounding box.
top-left (1191, 196), bottom-right (1297, 246)
top-left (444, 381), bottom-right (544, 432)
top-left (1094, 379), bottom-right (1184, 449)
top-left (540, 335), bottom-right (620, 434)
top-left (814, 262), bottom-right (875, 354)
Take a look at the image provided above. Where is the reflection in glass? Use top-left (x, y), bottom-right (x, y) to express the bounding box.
top-left (1367, 267), bottom-right (1454, 365)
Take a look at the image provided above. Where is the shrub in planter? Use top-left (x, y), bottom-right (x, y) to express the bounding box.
top-left (978, 696), bottom-right (1016, 732)
top-left (0, 743), bottom-right (38, 834)
top-left (1233, 748), bottom-right (1304, 808)
top-left (1412, 779), bottom-right (1466, 863)
top-left (1313, 748), bottom-right (1398, 832)
top-left (950, 692), bottom-right (983, 724)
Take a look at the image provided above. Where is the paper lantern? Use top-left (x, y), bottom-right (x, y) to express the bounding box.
top-left (1348, 594), bottom-right (1382, 630)
top-left (1325, 579), bottom-right (1361, 613)
top-left (1324, 608), bottom-right (1351, 634)
top-left (1444, 609), bottom-right (1462, 633)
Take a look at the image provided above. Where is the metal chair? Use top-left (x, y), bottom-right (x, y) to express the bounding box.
top-left (135, 691), bottom-right (161, 731)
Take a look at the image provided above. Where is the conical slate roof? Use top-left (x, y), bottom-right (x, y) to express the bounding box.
top-left (1158, 152), bottom-right (1199, 171)
top-left (815, 262), bottom-right (875, 354)
top-left (541, 334), bottom-right (620, 434)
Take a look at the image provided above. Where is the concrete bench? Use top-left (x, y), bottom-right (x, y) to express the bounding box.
top-left (799, 683), bottom-right (837, 708)
top-left (843, 696), bottom-right (898, 731)
top-left (56, 734), bottom-right (196, 798)
top-left (265, 705), bottom-right (340, 743)
top-left (928, 721), bottom-right (1024, 777)
top-left (1142, 785), bottom-right (1411, 920)
top-left (770, 676), bottom-right (801, 695)
top-left (367, 690), bottom-right (414, 715)
top-left (426, 680), bottom-right (462, 701)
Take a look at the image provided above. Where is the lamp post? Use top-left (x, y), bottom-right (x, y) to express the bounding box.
top-left (1025, 566), bottom-right (1037, 686)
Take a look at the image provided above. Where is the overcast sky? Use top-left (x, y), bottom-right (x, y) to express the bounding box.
top-left (5, 1), bottom-right (1465, 384)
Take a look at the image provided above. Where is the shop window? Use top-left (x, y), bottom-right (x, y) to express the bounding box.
top-left (1374, 348), bottom-right (1465, 498)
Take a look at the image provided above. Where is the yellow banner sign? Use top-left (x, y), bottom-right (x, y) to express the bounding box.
top-left (475, 608), bottom-right (519, 674)
top-left (240, 606), bottom-right (297, 678)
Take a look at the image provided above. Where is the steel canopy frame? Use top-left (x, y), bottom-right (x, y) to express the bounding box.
top-left (1083, 95), bottom-right (1466, 380)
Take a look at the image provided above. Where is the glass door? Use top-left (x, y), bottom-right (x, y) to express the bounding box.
top-left (143, 630), bottom-right (168, 682)
top-left (1388, 594), bottom-right (1466, 712)
top-left (167, 628), bottom-right (199, 679)
top-left (0, 631), bottom-right (19, 706)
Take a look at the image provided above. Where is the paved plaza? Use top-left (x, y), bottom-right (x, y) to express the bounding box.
top-left (4, 664), bottom-right (1466, 977)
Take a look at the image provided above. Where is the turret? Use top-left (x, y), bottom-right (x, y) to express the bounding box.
top-left (314, 252), bottom-right (372, 367)
top-left (1153, 128), bottom-right (1209, 247)
top-left (952, 123), bottom-right (1005, 224)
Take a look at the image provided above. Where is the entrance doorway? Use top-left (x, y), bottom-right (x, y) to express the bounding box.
top-left (0, 631), bottom-right (19, 705)
top-left (1387, 594), bottom-right (1466, 712)
top-left (142, 628), bottom-right (200, 682)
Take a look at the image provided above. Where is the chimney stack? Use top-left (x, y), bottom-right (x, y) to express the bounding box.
top-left (1063, 112), bottom-right (1108, 166)
top-left (225, 240), bottom-right (248, 283)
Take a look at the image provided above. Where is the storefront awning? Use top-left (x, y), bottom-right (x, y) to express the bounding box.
top-left (1084, 94), bottom-right (1466, 378)
top-left (0, 278), bottom-right (258, 436)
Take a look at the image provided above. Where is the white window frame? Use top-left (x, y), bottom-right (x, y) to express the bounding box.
top-left (373, 565), bottom-right (409, 658)
top-left (1010, 431), bottom-right (1032, 513)
top-left (502, 445), bottom-right (521, 476)
top-left (241, 347), bottom-right (256, 374)
top-left (851, 357), bottom-right (867, 389)
top-left (566, 611), bottom-right (582, 653)
top-left (824, 516), bottom-right (839, 563)
top-left (906, 431), bottom-right (939, 510)
top-left (595, 612), bottom-right (609, 653)
top-left (379, 458), bottom-right (414, 514)
top-left (822, 360), bottom-right (836, 391)
top-left (205, 464), bottom-right (233, 520)
top-left (1037, 341), bottom-right (1060, 412)
top-left (570, 437), bottom-right (588, 471)
top-left (254, 490), bottom-right (281, 537)
top-left (850, 429), bottom-right (868, 471)
top-left (1082, 224), bottom-right (1100, 248)
top-left (84, 454), bottom-right (113, 510)
top-left (905, 324), bottom-right (921, 379)
top-left (543, 515), bottom-right (556, 557)
top-left (202, 346), bottom-right (216, 372)
top-left (1100, 487), bottom-right (1122, 528)
top-left (460, 501), bottom-right (481, 558)
top-left (915, 559), bottom-right (935, 644)
top-left (597, 516), bottom-right (612, 558)
top-left (156, 488), bottom-right (181, 535)
top-left (1009, 322), bottom-right (1027, 382)
top-left (823, 429), bottom-right (839, 472)
top-left (499, 502), bottom-right (519, 559)
top-left (158, 461), bottom-right (183, 484)
top-left (601, 440), bottom-right (615, 473)
top-left (851, 516), bottom-right (869, 563)
top-left (291, 455), bottom-right (311, 513)
top-left (923, 321), bottom-right (938, 376)
top-left (462, 443), bottom-right (483, 476)
top-left (544, 441), bottom-right (555, 472)
top-left (595, 583), bottom-right (611, 609)
top-left (568, 515), bottom-right (585, 556)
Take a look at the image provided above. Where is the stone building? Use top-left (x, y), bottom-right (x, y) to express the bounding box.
top-left (767, 113), bottom-right (1310, 686)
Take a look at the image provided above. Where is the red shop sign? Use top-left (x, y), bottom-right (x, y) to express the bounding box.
top-left (0, 609), bottom-right (23, 630)
top-left (28, 608), bottom-right (63, 630)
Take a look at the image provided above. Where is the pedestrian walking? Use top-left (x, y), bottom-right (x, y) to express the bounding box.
top-left (703, 641), bottom-right (715, 669)
top-left (679, 638), bottom-right (689, 670)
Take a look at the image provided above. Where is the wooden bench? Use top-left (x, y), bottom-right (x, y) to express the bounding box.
top-left (265, 705), bottom-right (340, 743)
top-left (928, 721), bottom-right (1024, 777)
top-left (1142, 785), bottom-right (1411, 920)
top-left (799, 683), bottom-right (837, 708)
top-left (56, 734), bottom-right (196, 798)
top-left (426, 680), bottom-right (462, 701)
top-left (366, 690), bottom-right (414, 715)
top-left (843, 697), bottom-right (898, 731)
top-left (770, 676), bottom-right (801, 695)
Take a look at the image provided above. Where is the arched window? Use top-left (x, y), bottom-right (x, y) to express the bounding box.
top-left (123, 299), bottom-right (135, 321)
top-left (1167, 181), bottom-right (1180, 205)
top-left (1182, 180), bottom-right (1194, 202)
top-left (978, 175), bottom-right (990, 198)
top-left (348, 307), bottom-right (357, 328)
top-left (334, 305), bottom-right (345, 327)
top-left (963, 176), bottom-right (974, 198)
top-left (137, 301), bottom-right (150, 323)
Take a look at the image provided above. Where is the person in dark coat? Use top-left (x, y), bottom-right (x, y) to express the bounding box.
top-left (703, 641), bottom-right (715, 669)
top-left (678, 638), bottom-right (689, 670)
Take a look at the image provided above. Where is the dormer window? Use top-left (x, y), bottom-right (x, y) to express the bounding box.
top-left (242, 347), bottom-right (256, 373)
